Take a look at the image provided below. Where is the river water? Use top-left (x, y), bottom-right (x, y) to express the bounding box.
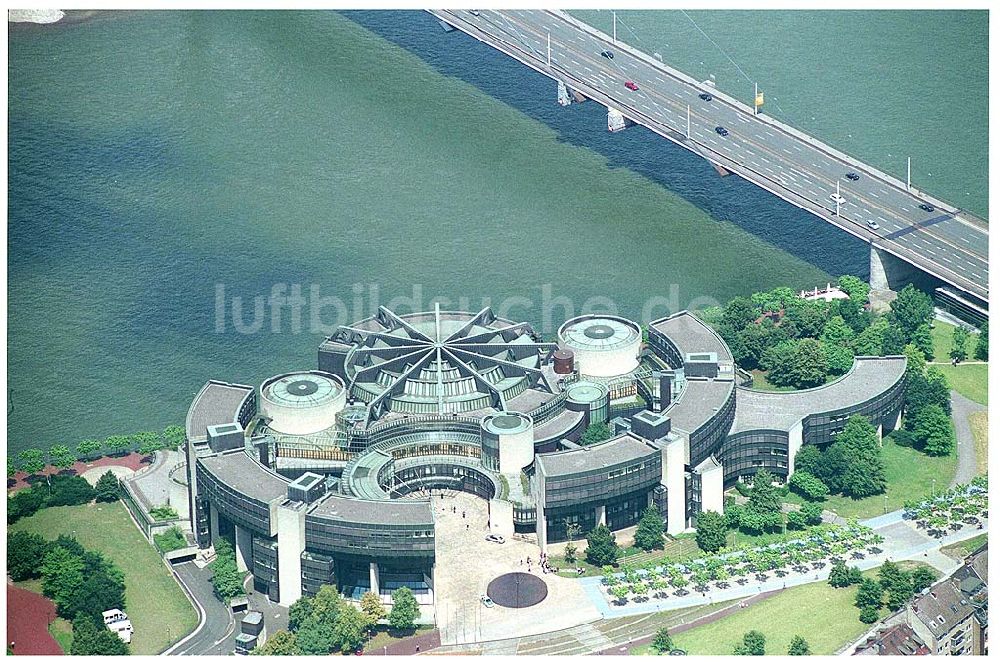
top-left (6, 10), bottom-right (987, 452)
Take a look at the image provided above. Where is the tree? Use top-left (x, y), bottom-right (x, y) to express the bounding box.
top-left (388, 587), bottom-right (420, 632)
top-left (722, 296), bottom-right (760, 331)
top-left (651, 627), bottom-right (674, 654)
top-left (733, 630), bottom-right (766, 656)
top-left (886, 577), bottom-right (915, 612)
top-left (785, 508), bottom-right (807, 531)
top-left (791, 338), bottom-right (829, 388)
top-left (135, 431), bottom-right (163, 457)
top-left (311, 584), bottom-right (344, 627)
top-left (859, 606), bottom-right (879, 624)
top-left (104, 435), bottom-right (131, 456)
top-left (852, 318), bottom-right (889, 356)
top-left (950, 325), bottom-right (970, 362)
top-left (633, 505), bottom-right (665, 551)
top-left (18, 448), bottom-right (46, 476)
top-left (839, 275), bottom-right (870, 305)
top-left (7, 457), bottom-right (15, 479)
top-left (66, 564), bottom-right (126, 624)
top-left (881, 324), bottom-right (907, 355)
top-left (40, 546), bottom-right (86, 614)
top-left (909, 405), bottom-right (956, 456)
top-left (48, 445), bottom-right (76, 470)
top-left (828, 562), bottom-right (853, 588)
top-left (800, 502), bottom-right (823, 526)
top-left (855, 577), bottom-right (883, 609)
top-left (695, 511), bottom-right (727, 553)
top-left (793, 445), bottom-right (823, 477)
top-left (903, 344), bottom-right (926, 378)
top-left (822, 315), bottom-right (854, 348)
top-left (94, 471), bottom-right (121, 503)
top-left (288, 595), bottom-right (315, 632)
top-left (251, 630), bottom-right (301, 655)
top-left (822, 341), bottom-right (855, 376)
top-left (761, 339), bottom-right (798, 386)
top-left (788, 635), bottom-right (811, 656)
top-left (579, 423), bottom-right (612, 446)
top-left (331, 604), bottom-right (368, 654)
top-left (783, 301), bottom-right (827, 339)
top-left (209, 538), bottom-right (244, 602)
top-left (833, 417), bottom-right (886, 499)
top-left (584, 523), bottom-right (621, 566)
top-left (747, 470), bottom-right (782, 515)
top-left (296, 616), bottom-right (336, 655)
top-left (360, 591), bottom-right (386, 627)
top-left (69, 613), bottom-right (127, 655)
top-left (973, 323), bottom-right (988, 361)
top-left (7, 531), bottom-right (48, 581)
top-left (163, 425), bottom-right (187, 449)
top-left (877, 561), bottom-right (906, 591)
top-left (910, 566), bottom-right (937, 593)
top-left (788, 471), bottom-right (828, 501)
top-left (911, 324), bottom-right (935, 360)
top-left (75, 439), bottom-right (103, 460)
top-left (889, 285), bottom-right (933, 339)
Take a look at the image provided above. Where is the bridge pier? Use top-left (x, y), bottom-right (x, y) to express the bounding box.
top-left (607, 107), bottom-right (633, 132)
top-left (557, 80), bottom-right (572, 106)
top-left (869, 245), bottom-right (922, 310)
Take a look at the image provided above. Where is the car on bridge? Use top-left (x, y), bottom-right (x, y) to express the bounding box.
top-left (715, 126), bottom-right (729, 136)
top-left (699, 93), bottom-right (713, 101)
top-left (601, 50), bottom-right (614, 59)
top-left (919, 203), bottom-right (935, 212)
top-left (845, 172), bottom-right (860, 181)
top-left (624, 80), bottom-right (639, 91)
top-left (485, 533), bottom-right (505, 544)
top-left (829, 193), bottom-right (847, 206)
top-left (866, 219), bottom-right (880, 231)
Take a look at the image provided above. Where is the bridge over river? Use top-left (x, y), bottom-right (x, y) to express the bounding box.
top-left (430, 9), bottom-right (988, 316)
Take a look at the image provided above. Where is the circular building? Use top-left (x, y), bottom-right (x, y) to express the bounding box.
top-left (480, 411), bottom-right (534, 474)
top-left (260, 371), bottom-right (347, 435)
top-left (557, 315), bottom-right (641, 378)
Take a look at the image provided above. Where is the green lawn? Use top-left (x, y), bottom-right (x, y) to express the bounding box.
top-left (49, 617), bottom-right (73, 654)
top-left (788, 436), bottom-right (956, 520)
top-left (749, 370), bottom-right (796, 392)
top-left (929, 320), bottom-right (987, 406)
top-left (364, 626), bottom-right (435, 653)
top-left (942, 534), bottom-right (987, 559)
top-left (660, 581), bottom-right (888, 655)
top-left (969, 412), bottom-right (988, 475)
top-left (10, 502), bottom-right (197, 655)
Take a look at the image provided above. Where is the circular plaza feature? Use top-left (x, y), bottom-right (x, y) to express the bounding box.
top-left (486, 572), bottom-right (549, 608)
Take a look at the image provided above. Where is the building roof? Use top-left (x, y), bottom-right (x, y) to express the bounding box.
top-left (308, 493), bottom-right (434, 527)
top-left (198, 450), bottom-right (289, 503)
top-left (730, 356), bottom-right (907, 433)
top-left (853, 624), bottom-right (930, 656)
top-left (663, 377), bottom-right (734, 434)
top-left (648, 311), bottom-right (734, 364)
top-left (911, 578), bottom-right (974, 639)
top-left (185, 380), bottom-right (254, 442)
top-left (535, 433), bottom-right (660, 478)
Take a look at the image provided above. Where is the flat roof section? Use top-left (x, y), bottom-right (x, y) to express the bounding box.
top-left (649, 311), bottom-right (734, 364)
top-left (309, 493), bottom-right (434, 527)
top-left (536, 433), bottom-right (660, 478)
top-left (663, 378), bottom-right (734, 434)
top-left (198, 450), bottom-right (289, 503)
top-left (731, 356), bottom-right (907, 433)
top-left (186, 380), bottom-right (254, 442)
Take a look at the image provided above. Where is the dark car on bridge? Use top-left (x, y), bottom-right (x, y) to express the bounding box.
top-left (699, 93), bottom-right (713, 101)
top-left (845, 172), bottom-right (860, 181)
top-left (715, 126), bottom-right (729, 136)
top-left (919, 203), bottom-right (935, 212)
top-left (624, 80), bottom-right (639, 91)
top-left (601, 50), bottom-right (614, 59)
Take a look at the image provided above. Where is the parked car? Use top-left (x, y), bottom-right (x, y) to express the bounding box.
top-left (699, 92), bottom-right (713, 101)
top-left (845, 172), bottom-right (860, 181)
top-left (601, 50), bottom-right (614, 59)
top-left (715, 126), bottom-right (729, 136)
top-left (624, 80), bottom-right (639, 91)
top-left (866, 219), bottom-right (880, 230)
top-left (481, 594), bottom-right (494, 608)
top-left (919, 203), bottom-right (935, 212)
top-left (485, 533), bottom-right (506, 544)
top-left (829, 193), bottom-right (847, 206)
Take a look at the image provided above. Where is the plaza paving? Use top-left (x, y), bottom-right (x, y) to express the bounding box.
top-left (430, 491), bottom-right (601, 645)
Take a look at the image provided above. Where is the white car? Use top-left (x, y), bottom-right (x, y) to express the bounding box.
top-left (485, 533), bottom-right (506, 544)
top-left (481, 594), bottom-right (494, 608)
top-left (829, 193), bottom-right (847, 206)
top-left (865, 219), bottom-right (880, 230)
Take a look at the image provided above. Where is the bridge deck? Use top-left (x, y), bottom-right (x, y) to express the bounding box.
top-left (431, 9), bottom-right (987, 303)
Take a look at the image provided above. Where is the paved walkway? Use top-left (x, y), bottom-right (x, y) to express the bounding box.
top-left (6, 583), bottom-right (62, 655)
top-left (950, 390), bottom-right (986, 486)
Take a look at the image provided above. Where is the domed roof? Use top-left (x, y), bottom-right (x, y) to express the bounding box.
top-left (337, 306), bottom-right (557, 420)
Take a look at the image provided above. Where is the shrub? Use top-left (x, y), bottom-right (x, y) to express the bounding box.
top-left (93, 471), bottom-right (120, 503)
top-left (153, 527), bottom-right (188, 553)
top-left (789, 471), bottom-right (829, 501)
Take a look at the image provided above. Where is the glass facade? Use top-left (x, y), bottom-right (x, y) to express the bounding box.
top-left (720, 429), bottom-right (790, 486)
